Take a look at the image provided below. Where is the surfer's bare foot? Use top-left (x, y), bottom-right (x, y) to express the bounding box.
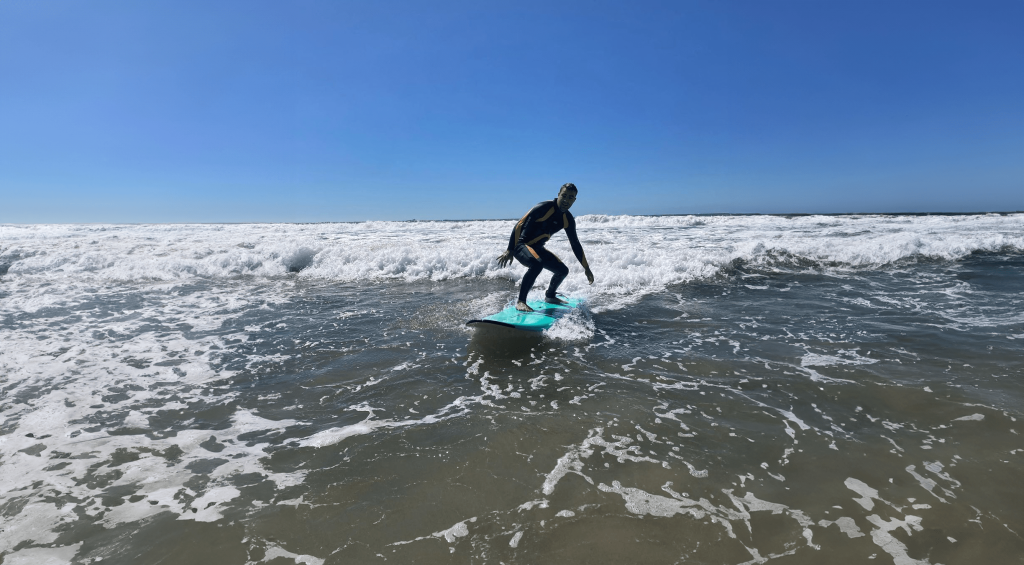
top-left (515, 301), bottom-right (534, 312)
top-left (545, 295), bottom-right (567, 305)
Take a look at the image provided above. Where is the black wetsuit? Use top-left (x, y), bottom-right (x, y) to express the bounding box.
top-left (506, 200), bottom-right (589, 303)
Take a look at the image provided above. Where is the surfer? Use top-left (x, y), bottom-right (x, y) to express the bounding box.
top-left (497, 183), bottom-right (595, 312)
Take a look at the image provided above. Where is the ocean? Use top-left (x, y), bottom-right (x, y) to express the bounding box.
top-left (1, 213), bottom-right (1021, 565)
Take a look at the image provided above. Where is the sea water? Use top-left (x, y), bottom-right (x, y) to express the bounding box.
top-left (0, 214), bottom-right (1021, 564)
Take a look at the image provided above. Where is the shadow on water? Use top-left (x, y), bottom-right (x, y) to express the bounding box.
top-left (466, 324), bottom-right (544, 361)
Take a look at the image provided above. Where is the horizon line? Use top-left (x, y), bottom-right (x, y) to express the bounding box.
top-left (2, 210), bottom-right (1023, 226)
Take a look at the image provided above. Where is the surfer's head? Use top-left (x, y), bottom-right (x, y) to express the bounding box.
top-left (557, 183), bottom-right (577, 211)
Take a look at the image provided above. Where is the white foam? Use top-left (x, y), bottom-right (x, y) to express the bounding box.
top-left (668, 453), bottom-right (709, 478)
top-left (801, 350), bottom-right (877, 367)
top-left (594, 480), bottom-right (821, 563)
top-left (541, 427), bottom-right (666, 496)
top-left (3, 543), bottom-right (82, 565)
top-left (517, 499), bottom-right (549, 511)
top-left (846, 478), bottom-right (881, 511)
top-left (777, 410), bottom-right (811, 433)
top-left (923, 461), bottom-right (961, 488)
top-left (598, 481), bottom-right (729, 520)
top-left (262, 545), bottom-right (325, 565)
top-left (545, 308), bottom-right (596, 341)
top-left (2, 214), bottom-right (1020, 313)
top-left (297, 397), bottom-right (474, 449)
top-left (509, 531), bottom-right (524, 548)
top-left (434, 519), bottom-right (472, 543)
top-left (182, 486), bottom-right (241, 523)
top-left (0, 502), bottom-right (69, 554)
top-left (864, 514), bottom-right (928, 565)
top-left (819, 517), bottom-right (866, 538)
top-left (905, 465), bottom-right (954, 503)
top-left (0, 373), bottom-right (308, 548)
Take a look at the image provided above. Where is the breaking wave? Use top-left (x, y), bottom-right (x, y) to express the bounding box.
top-left (1, 214), bottom-right (1021, 298)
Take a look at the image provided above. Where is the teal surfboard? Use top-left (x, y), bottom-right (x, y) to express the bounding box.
top-left (467, 297), bottom-right (585, 333)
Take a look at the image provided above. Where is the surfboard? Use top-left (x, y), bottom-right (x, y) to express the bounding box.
top-left (467, 297), bottom-right (584, 333)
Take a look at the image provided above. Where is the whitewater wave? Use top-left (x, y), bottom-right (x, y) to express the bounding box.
top-left (1, 214), bottom-right (1020, 294)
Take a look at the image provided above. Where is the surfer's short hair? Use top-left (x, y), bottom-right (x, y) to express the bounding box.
top-left (560, 183), bottom-right (578, 193)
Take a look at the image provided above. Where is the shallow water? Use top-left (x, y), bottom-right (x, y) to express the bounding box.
top-left (1, 215), bottom-right (1022, 564)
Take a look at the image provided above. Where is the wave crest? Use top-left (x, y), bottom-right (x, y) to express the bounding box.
top-left (1, 215), bottom-right (1021, 294)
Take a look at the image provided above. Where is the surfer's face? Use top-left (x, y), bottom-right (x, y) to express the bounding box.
top-left (557, 189), bottom-right (577, 211)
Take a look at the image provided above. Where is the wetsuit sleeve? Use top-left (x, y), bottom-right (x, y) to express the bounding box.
top-left (565, 213), bottom-right (590, 269)
top-left (506, 221), bottom-right (519, 252)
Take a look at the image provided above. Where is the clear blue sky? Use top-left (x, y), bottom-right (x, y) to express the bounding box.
top-left (1, 0), bottom-right (1021, 222)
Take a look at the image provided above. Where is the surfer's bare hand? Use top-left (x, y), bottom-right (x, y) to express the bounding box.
top-left (585, 268), bottom-right (595, 285)
top-left (497, 251), bottom-right (512, 268)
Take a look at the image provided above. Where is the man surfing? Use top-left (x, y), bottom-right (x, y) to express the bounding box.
top-left (497, 183), bottom-right (595, 312)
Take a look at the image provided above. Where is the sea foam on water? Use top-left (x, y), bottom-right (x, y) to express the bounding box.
top-left (0, 214), bottom-right (1021, 564)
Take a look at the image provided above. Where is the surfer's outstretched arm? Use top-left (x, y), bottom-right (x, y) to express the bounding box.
top-left (497, 215), bottom-right (524, 267)
top-left (565, 217), bottom-right (595, 284)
